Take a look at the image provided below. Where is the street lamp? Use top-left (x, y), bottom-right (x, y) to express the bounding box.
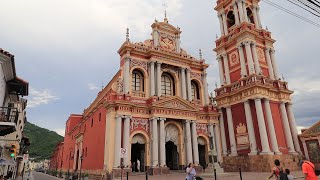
top-left (79, 156), bottom-right (83, 180)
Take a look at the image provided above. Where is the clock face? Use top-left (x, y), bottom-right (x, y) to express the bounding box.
top-left (160, 37), bottom-right (175, 51)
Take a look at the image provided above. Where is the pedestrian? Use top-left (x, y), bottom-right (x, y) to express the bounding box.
top-left (285, 169), bottom-right (293, 180)
top-left (137, 159), bottom-right (140, 172)
top-left (186, 163), bottom-right (196, 180)
top-left (267, 159), bottom-right (287, 180)
top-left (302, 157), bottom-right (318, 180)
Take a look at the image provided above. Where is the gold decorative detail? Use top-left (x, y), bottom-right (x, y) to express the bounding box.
top-left (236, 123), bottom-right (247, 134)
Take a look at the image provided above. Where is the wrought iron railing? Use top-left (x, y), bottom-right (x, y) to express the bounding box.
top-left (0, 107), bottom-right (19, 124)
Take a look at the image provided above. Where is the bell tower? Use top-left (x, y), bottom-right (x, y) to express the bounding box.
top-left (214, 0), bottom-right (302, 172)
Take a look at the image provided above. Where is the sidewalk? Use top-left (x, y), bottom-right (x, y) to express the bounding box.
top-left (15, 172), bottom-right (34, 180)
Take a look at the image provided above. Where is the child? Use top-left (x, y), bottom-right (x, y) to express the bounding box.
top-left (285, 168), bottom-right (293, 180)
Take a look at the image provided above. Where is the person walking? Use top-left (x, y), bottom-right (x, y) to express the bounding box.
top-left (267, 159), bottom-right (284, 180)
top-left (137, 159), bottom-right (140, 172)
top-left (302, 158), bottom-right (318, 180)
top-left (186, 163), bottom-right (196, 180)
top-left (285, 169), bottom-right (293, 180)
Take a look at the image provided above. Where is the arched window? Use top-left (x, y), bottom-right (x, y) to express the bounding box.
top-left (191, 81), bottom-right (200, 100)
top-left (246, 8), bottom-right (254, 24)
top-left (132, 70), bottom-right (144, 92)
top-left (227, 11), bottom-right (236, 28)
top-left (161, 73), bottom-right (174, 96)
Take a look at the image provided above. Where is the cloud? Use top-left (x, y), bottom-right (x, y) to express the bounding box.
top-left (88, 83), bottom-right (99, 91)
top-left (27, 88), bottom-right (58, 108)
top-left (53, 128), bottom-right (65, 137)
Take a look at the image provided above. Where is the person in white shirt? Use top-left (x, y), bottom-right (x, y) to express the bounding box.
top-left (285, 168), bottom-right (294, 180)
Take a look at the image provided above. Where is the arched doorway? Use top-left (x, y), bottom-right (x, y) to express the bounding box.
top-left (165, 124), bottom-right (180, 170)
top-left (198, 137), bottom-right (207, 170)
top-left (166, 141), bottom-right (179, 170)
top-left (131, 134), bottom-right (146, 172)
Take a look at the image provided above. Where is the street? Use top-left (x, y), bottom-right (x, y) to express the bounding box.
top-left (16, 171), bottom-right (61, 180)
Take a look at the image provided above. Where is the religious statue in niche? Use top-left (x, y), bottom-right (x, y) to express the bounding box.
top-left (229, 51), bottom-right (239, 66)
top-left (160, 36), bottom-right (175, 51)
top-left (257, 48), bottom-right (266, 62)
top-left (235, 123), bottom-right (250, 150)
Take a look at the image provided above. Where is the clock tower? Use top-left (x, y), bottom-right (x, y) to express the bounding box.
top-left (214, 0), bottom-right (302, 171)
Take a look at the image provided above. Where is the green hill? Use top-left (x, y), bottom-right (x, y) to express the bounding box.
top-left (24, 122), bottom-right (64, 161)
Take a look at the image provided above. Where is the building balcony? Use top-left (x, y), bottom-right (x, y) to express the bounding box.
top-left (131, 91), bottom-right (146, 98)
top-left (0, 107), bottom-right (19, 136)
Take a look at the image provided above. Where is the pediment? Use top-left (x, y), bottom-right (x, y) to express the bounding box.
top-left (301, 120), bottom-right (320, 136)
top-left (152, 96), bottom-right (198, 111)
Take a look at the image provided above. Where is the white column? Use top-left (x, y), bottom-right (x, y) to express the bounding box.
top-left (152, 117), bottom-right (159, 166)
top-left (176, 35), bottom-right (181, 53)
top-left (156, 62), bottom-right (162, 96)
top-left (77, 142), bottom-right (83, 170)
top-left (252, 6), bottom-right (260, 29)
top-left (191, 121), bottom-right (199, 165)
top-left (238, 44), bottom-right (247, 77)
top-left (217, 57), bottom-right (225, 85)
top-left (254, 99), bottom-right (272, 154)
top-left (123, 116), bottom-right (131, 166)
top-left (214, 124), bottom-right (223, 163)
top-left (302, 139), bottom-right (309, 160)
top-left (243, 101), bottom-right (257, 155)
top-left (223, 54), bottom-right (231, 84)
top-left (244, 41), bottom-right (255, 75)
top-left (226, 107), bottom-right (237, 156)
top-left (181, 68), bottom-right (187, 99)
top-left (222, 12), bottom-right (228, 35)
top-left (218, 14), bottom-right (225, 36)
top-left (252, 43), bottom-right (261, 74)
top-left (185, 120), bottom-right (193, 164)
top-left (264, 99), bottom-right (281, 154)
top-left (237, 0), bottom-right (244, 23)
top-left (153, 30), bottom-right (159, 46)
top-left (159, 118), bottom-right (166, 166)
top-left (150, 61), bottom-right (155, 96)
top-left (186, 68), bottom-right (192, 101)
top-left (209, 125), bottom-right (216, 151)
top-left (202, 72), bottom-right (209, 105)
top-left (270, 49), bottom-right (280, 80)
top-left (286, 103), bottom-right (302, 153)
top-left (219, 110), bottom-right (228, 155)
top-left (280, 102), bottom-right (296, 154)
top-left (123, 58), bottom-right (130, 94)
top-left (265, 48), bottom-right (275, 80)
top-left (113, 115), bottom-right (122, 168)
top-left (233, 3), bottom-right (240, 25)
top-left (242, 0), bottom-right (248, 22)
top-left (256, 6), bottom-right (262, 28)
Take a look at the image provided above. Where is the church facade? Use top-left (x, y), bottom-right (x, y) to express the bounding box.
top-left (214, 0), bottom-right (301, 172)
top-left (53, 17), bottom-right (221, 177)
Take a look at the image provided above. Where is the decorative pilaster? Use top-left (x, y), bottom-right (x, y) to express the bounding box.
top-left (202, 71), bottom-right (209, 105)
top-left (123, 116), bottom-right (131, 167)
top-left (226, 107), bottom-right (237, 156)
top-left (252, 5), bottom-right (260, 29)
top-left (252, 43), bottom-right (261, 74)
top-left (191, 121), bottom-right (199, 165)
top-left (222, 12), bottom-right (228, 35)
top-left (244, 41), bottom-right (255, 75)
top-left (152, 117), bottom-right (159, 166)
top-left (218, 14), bottom-right (225, 36)
top-left (219, 110), bottom-right (228, 155)
top-left (233, 3), bottom-right (240, 25)
top-left (214, 124), bottom-right (223, 163)
top-left (150, 61), bottom-right (155, 96)
top-left (186, 68), bottom-right (192, 101)
top-left (159, 118), bottom-right (166, 166)
top-left (237, 0), bottom-right (244, 23)
top-left (254, 99), bottom-right (272, 154)
top-left (270, 49), bottom-right (280, 80)
top-left (185, 120), bottom-right (193, 164)
top-left (156, 62), bottom-right (162, 96)
top-left (223, 54), bottom-right (231, 84)
top-left (265, 48), bottom-right (275, 80)
top-left (113, 115), bottom-right (122, 168)
top-left (181, 68), bottom-right (187, 99)
top-left (264, 99), bottom-right (281, 154)
top-left (280, 102), bottom-right (296, 154)
top-left (123, 58), bottom-right (130, 94)
top-left (302, 139), bottom-right (309, 160)
top-left (244, 101), bottom-right (257, 155)
top-left (286, 103), bottom-right (302, 153)
top-left (217, 57), bottom-right (225, 85)
top-left (176, 35), bottom-right (181, 53)
top-left (256, 6), bottom-right (262, 28)
top-left (238, 44), bottom-right (247, 77)
top-left (153, 30), bottom-right (159, 46)
top-left (242, 0), bottom-right (248, 22)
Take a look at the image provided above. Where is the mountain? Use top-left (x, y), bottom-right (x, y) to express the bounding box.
top-left (24, 122), bottom-right (64, 161)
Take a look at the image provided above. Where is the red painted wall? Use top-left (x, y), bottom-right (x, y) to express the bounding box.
top-left (222, 108), bottom-right (231, 152)
top-left (270, 101), bottom-right (288, 154)
top-left (230, 69), bottom-right (241, 83)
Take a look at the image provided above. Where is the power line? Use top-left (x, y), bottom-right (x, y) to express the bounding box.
top-left (306, 0), bottom-right (320, 8)
top-left (286, 0), bottom-right (320, 17)
top-left (261, 0), bottom-right (320, 28)
top-left (296, 0), bottom-right (320, 14)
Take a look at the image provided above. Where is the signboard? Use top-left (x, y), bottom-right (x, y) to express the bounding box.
top-left (119, 148), bottom-right (127, 158)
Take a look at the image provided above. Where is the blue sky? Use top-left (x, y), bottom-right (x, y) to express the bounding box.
top-left (0, 0), bottom-right (319, 136)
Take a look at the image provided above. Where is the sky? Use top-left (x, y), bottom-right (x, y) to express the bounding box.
top-left (0, 0), bottom-right (319, 136)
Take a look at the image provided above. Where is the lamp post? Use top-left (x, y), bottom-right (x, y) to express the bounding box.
top-left (79, 156), bottom-right (83, 180)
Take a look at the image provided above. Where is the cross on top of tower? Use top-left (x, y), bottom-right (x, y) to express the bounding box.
top-left (162, 2), bottom-right (168, 23)
top-left (126, 28), bottom-right (130, 42)
top-left (199, 49), bottom-right (203, 60)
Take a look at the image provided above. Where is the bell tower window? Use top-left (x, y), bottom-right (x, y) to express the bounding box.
top-left (132, 70), bottom-right (144, 92)
top-left (246, 8), bottom-right (254, 24)
top-left (227, 11), bottom-right (236, 28)
top-left (161, 73), bottom-right (174, 96)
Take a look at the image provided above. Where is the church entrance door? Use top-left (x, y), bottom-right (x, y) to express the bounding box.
top-left (131, 143), bottom-right (145, 172)
top-left (198, 144), bottom-right (206, 169)
top-left (166, 141), bottom-right (179, 170)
